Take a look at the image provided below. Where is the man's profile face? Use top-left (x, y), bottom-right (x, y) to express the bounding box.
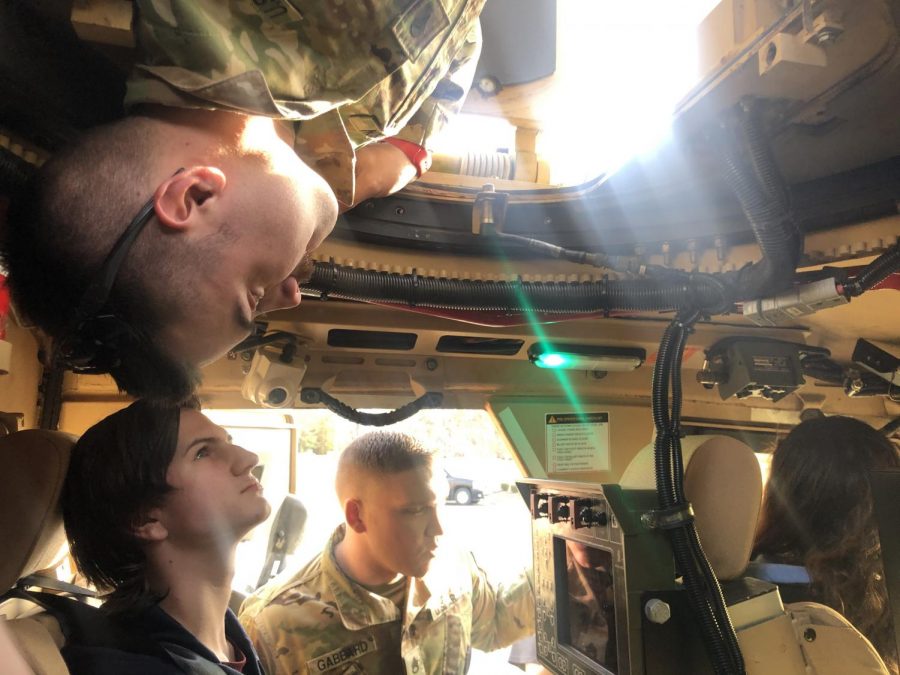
top-left (153, 409), bottom-right (271, 546)
top-left (361, 465), bottom-right (444, 580)
top-left (159, 128), bottom-right (338, 367)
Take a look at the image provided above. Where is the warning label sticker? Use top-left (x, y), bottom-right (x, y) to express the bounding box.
top-left (545, 412), bottom-right (610, 473)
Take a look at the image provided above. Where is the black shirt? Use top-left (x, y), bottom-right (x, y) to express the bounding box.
top-left (61, 604), bottom-right (264, 675)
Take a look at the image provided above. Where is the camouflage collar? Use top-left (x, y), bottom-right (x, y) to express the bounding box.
top-left (324, 525), bottom-right (447, 632)
top-left (324, 525), bottom-right (404, 631)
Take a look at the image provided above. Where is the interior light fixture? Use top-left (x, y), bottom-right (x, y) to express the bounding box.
top-left (528, 344), bottom-right (646, 372)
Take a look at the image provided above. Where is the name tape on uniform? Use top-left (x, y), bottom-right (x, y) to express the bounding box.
top-left (308, 635), bottom-right (377, 673)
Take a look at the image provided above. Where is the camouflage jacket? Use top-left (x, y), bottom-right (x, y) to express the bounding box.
top-left (239, 525), bottom-right (535, 675)
top-left (127, 0), bottom-right (484, 207)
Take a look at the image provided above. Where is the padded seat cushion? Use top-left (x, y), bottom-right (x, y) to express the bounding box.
top-left (0, 431), bottom-right (76, 591)
top-left (5, 615), bottom-right (68, 675)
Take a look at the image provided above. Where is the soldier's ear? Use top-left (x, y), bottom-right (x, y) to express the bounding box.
top-left (345, 499), bottom-right (367, 533)
top-left (153, 166), bottom-right (226, 233)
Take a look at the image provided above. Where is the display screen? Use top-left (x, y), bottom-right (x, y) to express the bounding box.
top-left (554, 537), bottom-right (618, 672)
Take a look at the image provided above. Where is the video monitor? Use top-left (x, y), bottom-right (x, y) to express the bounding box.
top-left (554, 536), bottom-right (618, 672)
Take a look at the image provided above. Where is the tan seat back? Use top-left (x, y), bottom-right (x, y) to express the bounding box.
top-left (619, 434), bottom-right (762, 580)
top-left (0, 429), bottom-right (76, 675)
top-left (4, 615), bottom-right (67, 675)
top-left (619, 434), bottom-right (891, 674)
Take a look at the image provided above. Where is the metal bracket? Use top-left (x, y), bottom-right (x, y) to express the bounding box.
top-left (801, 0), bottom-right (844, 45)
top-left (640, 502), bottom-right (695, 530)
top-left (471, 183), bottom-right (509, 236)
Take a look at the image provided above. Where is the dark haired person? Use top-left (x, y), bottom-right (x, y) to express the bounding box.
top-left (240, 431), bottom-right (534, 675)
top-left (0, 0), bottom-right (484, 402)
top-left (750, 415), bottom-right (900, 674)
top-left (61, 400), bottom-right (271, 674)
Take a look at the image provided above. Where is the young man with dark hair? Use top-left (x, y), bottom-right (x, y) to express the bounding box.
top-left (61, 400), bottom-right (271, 674)
top-left (0, 1), bottom-right (484, 401)
top-left (240, 430), bottom-right (535, 675)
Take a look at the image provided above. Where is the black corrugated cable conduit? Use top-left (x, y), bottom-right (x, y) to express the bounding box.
top-left (307, 102), bottom-right (801, 317)
top-left (306, 263), bottom-right (733, 315)
top-left (843, 243), bottom-right (900, 297)
top-left (713, 99), bottom-right (804, 299)
top-left (652, 314), bottom-right (745, 674)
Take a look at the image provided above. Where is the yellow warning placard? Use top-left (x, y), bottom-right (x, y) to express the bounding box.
top-left (545, 412), bottom-right (610, 472)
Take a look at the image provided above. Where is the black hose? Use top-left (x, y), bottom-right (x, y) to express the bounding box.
top-left (307, 262), bottom-right (732, 315)
top-left (670, 313), bottom-right (700, 500)
top-left (652, 322), bottom-right (677, 504)
top-left (652, 313), bottom-right (746, 674)
top-left (299, 388), bottom-right (443, 426)
top-left (713, 99), bottom-right (803, 299)
top-left (843, 243), bottom-right (900, 297)
top-left (880, 416), bottom-right (900, 437)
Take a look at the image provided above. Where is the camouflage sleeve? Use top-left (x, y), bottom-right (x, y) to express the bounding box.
top-left (393, 20), bottom-right (482, 150)
top-left (241, 615), bottom-right (275, 673)
top-left (239, 603), bottom-right (278, 675)
top-left (468, 553), bottom-right (536, 652)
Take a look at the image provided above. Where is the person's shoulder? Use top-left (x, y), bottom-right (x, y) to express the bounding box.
top-left (240, 551), bottom-right (331, 624)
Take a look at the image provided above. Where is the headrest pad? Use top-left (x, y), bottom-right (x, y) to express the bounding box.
top-left (619, 435), bottom-right (762, 580)
top-left (0, 430), bottom-right (76, 591)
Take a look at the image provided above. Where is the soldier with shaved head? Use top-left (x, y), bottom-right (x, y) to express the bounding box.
top-left (240, 431), bottom-right (535, 675)
top-left (1, 0), bottom-right (484, 402)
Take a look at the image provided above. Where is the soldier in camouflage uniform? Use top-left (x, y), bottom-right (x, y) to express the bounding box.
top-left (239, 431), bottom-right (535, 675)
top-left (1, 0), bottom-right (484, 401)
top-left (129, 0), bottom-right (485, 208)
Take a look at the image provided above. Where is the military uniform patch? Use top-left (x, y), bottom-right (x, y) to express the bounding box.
top-left (307, 635), bottom-right (377, 673)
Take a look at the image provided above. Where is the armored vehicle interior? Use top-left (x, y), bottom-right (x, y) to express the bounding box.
top-left (1, 1), bottom-right (899, 674)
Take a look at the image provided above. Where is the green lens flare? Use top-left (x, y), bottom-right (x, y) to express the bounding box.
top-left (536, 352), bottom-right (569, 368)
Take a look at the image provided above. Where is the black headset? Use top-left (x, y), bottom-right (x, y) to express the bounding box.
top-left (54, 170), bottom-right (183, 373)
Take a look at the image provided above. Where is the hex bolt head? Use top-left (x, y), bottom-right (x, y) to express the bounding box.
top-left (644, 598), bottom-right (672, 624)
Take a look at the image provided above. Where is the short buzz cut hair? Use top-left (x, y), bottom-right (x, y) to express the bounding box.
top-left (0, 115), bottom-right (201, 401)
top-left (335, 431), bottom-right (434, 498)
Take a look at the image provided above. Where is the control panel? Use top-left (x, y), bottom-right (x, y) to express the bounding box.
top-left (519, 478), bottom-right (680, 675)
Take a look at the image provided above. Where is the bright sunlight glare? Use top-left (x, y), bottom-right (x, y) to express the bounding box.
top-left (538, 0), bottom-right (722, 184)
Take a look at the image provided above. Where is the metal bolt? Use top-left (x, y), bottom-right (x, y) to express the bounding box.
top-left (640, 512), bottom-right (656, 529)
top-left (425, 358), bottom-right (438, 371)
top-left (644, 598), bottom-right (671, 624)
top-left (803, 628), bottom-right (817, 642)
top-left (687, 239), bottom-right (698, 267)
top-left (814, 28), bottom-right (839, 45)
top-left (395, 206), bottom-right (406, 216)
top-left (714, 236), bottom-right (726, 262)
